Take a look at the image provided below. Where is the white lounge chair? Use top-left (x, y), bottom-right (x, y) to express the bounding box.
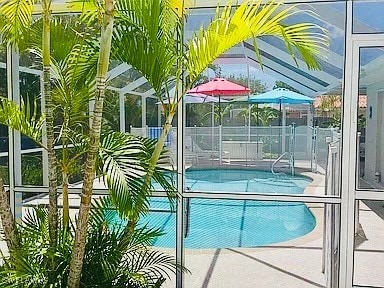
top-left (185, 136), bottom-right (231, 164)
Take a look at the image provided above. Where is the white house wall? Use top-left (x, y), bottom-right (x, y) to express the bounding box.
top-left (364, 83), bottom-right (384, 184)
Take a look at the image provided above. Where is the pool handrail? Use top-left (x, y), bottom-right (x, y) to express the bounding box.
top-left (271, 151), bottom-right (293, 176)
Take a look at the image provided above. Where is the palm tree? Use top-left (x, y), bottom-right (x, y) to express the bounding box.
top-left (252, 106), bottom-right (280, 126)
top-left (0, 197), bottom-right (180, 287)
top-left (1, 0), bottom-right (329, 285)
top-left (0, 0), bottom-right (59, 261)
top-left (0, 177), bottom-right (18, 254)
top-left (50, 38), bottom-right (98, 228)
top-left (66, 0), bottom-right (119, 284)
top-left (67, 0), bottom-right (184, 285)
top-left (0, 2), bottom-right (178, 285)
top-left (112, 0), bottom-right (328, 226)
top-left (0, 0), bottom-right (36, 255)
top-left (1, 6), bottom-right (177, 283)
top-left (0, 97), bottom-right (46, 258)
top-left (0, 91), bottom-right (177, 286)
top-left (41, 0), bottom-right (60, 266)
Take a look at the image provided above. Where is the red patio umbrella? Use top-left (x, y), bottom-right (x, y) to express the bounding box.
top-left (188, 78), bottom-right (251, 125)
top-left (188, 78), bottom-right (250, 96)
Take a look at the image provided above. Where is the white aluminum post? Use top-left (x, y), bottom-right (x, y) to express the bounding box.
top-left (307, 105), bottom-right (313, 159)
top-left (157, 103), bottom-right (162, 127)
top-left (355, 133), bottom-right (361, 236)
top-left (339, 3), bottom-right (356, 287)
top-left (219, 124), bottom-right (222, 164)
top-left (119, 92), bottom-right (125, 133)
top-left (7, 45), bottom-right (21, 220)
top-left (308, 126), bottom-right (313, 160)
top-left (176, 82), bottom-right (184, 288)
top-left (314, 127), bottom-right (318, 173)
top-left (290, 124), bottom-right (295, 176)
top-left (40, 76), bottom-right (48, 186)
top-left (282, 105), bottom-right (286, 154)
top-left (310, 127), bottom-right (314, 172)
top-left (269, 125), bottom-right (272, 164)
top-left (247, 63), bottom-right (251, 143)
top-left (141, 96), bottom-right (146, 128)
top-left (248, 105), bottom-right (251, 142)
top-left (6, 44), bottom-right (15, 216)
top-left (211, 103), bottom-right (214, 150)
top-left (308, 104), bottom-right (313, 127)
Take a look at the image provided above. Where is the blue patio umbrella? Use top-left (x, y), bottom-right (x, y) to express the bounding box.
top-left (247, 88), bottom-right (314, 125)
top-left (248, 88), bottom-right (314, 104)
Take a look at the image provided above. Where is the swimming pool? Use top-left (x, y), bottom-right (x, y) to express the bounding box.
top-left (116, 169), bottom-right (316, 249)
top-left (183, 168), bottom-right (311, 194)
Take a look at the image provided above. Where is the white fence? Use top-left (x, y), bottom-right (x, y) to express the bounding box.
top-left (130, 125), bottom-right (338, 171)
top-left (324, 139), bottom-right (341, 288)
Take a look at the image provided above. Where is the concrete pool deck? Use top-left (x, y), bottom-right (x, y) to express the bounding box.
top-left (1, 166), bottom-right (384, 287)
top-left (163, 200), bottom-right (384, 288)
top-left (178, 203), bottom-right (326, 288)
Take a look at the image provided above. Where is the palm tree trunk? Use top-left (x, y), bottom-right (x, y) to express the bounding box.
top-left (42, 0), bottom-right (58, 252)
top-left (128, 112), bottom-right (175, 232)
top-left (146, 113), bottom-right (175, 182)
top-left (67, 1), bottom-right (114, 286)
top-left (62, 129), bottom-right (69, 229)
top-left (0, 177), bottom-right (19, 254)
top-left (62, 170), bottom-right (69, 229)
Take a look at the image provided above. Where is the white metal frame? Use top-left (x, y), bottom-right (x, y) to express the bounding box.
top-left (340, 6), bottom-right (384, 286)
top-left (5, 1), bottom-right (384, 288)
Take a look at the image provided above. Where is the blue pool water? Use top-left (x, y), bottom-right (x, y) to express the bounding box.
top-left (116, 169), bottom-right (316, 249)
top-left (183, 169), bottom-right (311, 194)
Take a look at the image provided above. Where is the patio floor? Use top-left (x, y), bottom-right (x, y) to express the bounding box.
top-left (1, 166), bottom-right (384, 287)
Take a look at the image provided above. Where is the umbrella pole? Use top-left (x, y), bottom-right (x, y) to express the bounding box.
top-left (219, 95), bottom-right (222, 165)
top-left (279, 100), bottom-right (282, 155)
top-left (211, 103), bottom-right (214, 151)
top-left (282, 104), bottom-right (286, 154)
top-left (219, 95), bottom-right (222, 125)
top-left (186, 104), bottom-right (189, 127)
top-left (248, 98), bottom-right (251, 142)
top-left (256, 104), bottom-right (259, 156)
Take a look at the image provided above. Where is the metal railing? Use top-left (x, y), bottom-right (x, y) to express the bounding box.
top-left (271, 152), bottom-right (290, 175)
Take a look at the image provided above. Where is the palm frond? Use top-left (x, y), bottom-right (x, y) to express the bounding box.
top-left (0, 97), bottom-right (45, 147)
top-left (187, 0), bottom-right (329, 82)
top-left (90, 196), bottom-right (164, 248)
top-left (113, 0), bottom-right (180, 95)
top-left (0, 268), bottom-right (48, 288)
top-left (0, 207), bottom-right (71, 288)
top-left (82, 197), bottom-right (180, 287)
top-left (0, 0), bottom-right (35, 45)
top-left (169, 0), bottom-right (192, 17)
top-left (20, 16), bottom-right (90, 63)
top-left (65, 40), bottom-right (99, 82)
top-left (75, 0), bottom-right (104, 26)
top-left (1, 203), bottom-right (180, 287)
top-left (50, 38), bottom-right (98, 148)
top-left (99, 132), bottom-right (149, 218)
top-left (98, 132), bottom-right (176, 219)
top-left (137, 136), bottom-right (177, 199)
top-left (121, 249), bottom-right (179, 287)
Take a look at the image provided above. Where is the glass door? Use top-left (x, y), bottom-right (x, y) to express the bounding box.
top-left (348, 40), bottom-right (384, 288)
